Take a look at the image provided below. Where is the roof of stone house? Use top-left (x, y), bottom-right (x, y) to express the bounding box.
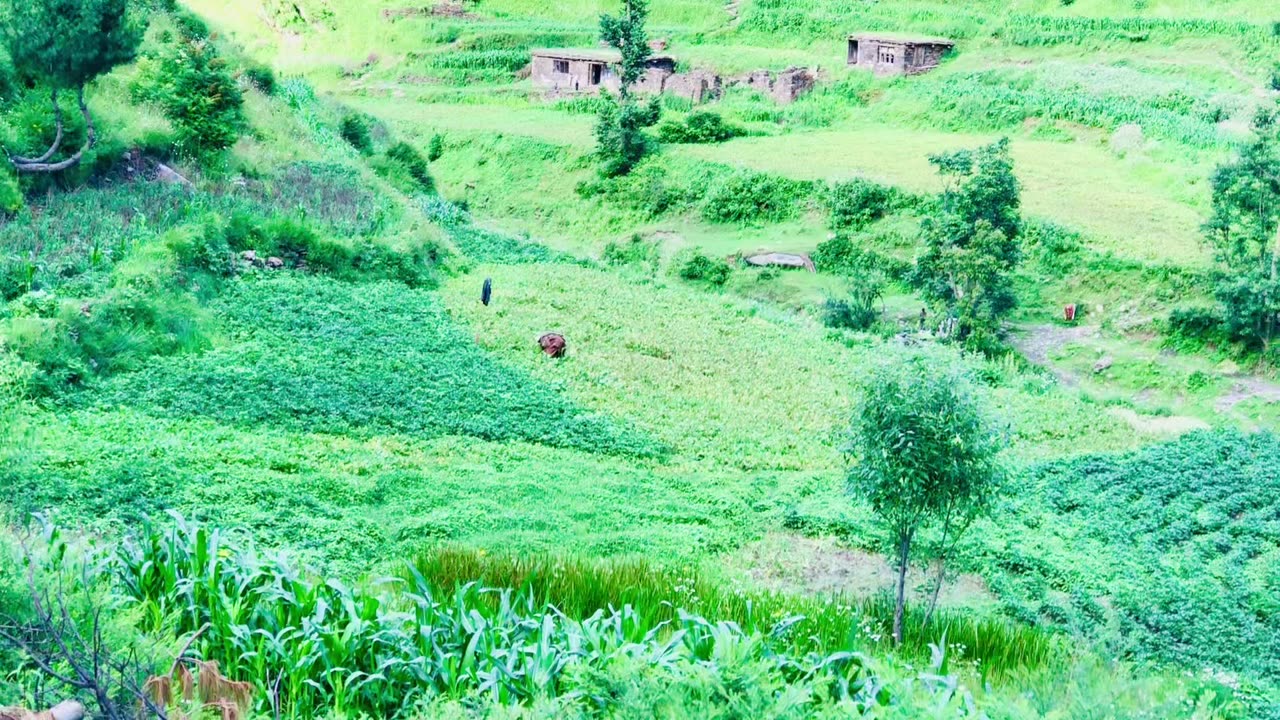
top-left (531, 48), bottom-right (675, 63)
top-left (848, 33), bottom-right (954, 46)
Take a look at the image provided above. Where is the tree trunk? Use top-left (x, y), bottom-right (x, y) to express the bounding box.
top-left (892, 529), bottom-right (913, 646)
top-left (11, 87), bottom-right (95, 174)
top-left (923, 504), bottom-right (954, 626)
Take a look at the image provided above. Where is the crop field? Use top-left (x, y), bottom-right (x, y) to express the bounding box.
top-left (1, 0), bottom-right (1280, 715)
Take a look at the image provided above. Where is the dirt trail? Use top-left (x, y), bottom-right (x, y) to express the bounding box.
top-left (1009, 323), bottom-right (1100, 385)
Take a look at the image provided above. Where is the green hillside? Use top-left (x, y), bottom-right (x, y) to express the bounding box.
top-left (0, 0), bottom-right (1278, 716)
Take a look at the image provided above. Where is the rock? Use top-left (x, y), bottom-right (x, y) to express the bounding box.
top-left (155, 163), bottom-right (193, 187)
top-left (743, 252), bottom-right (815, 272)
top-left (1216, 359), bottom-right (1241, 376)
top-left (241, 250), bottom-right (259, 264)
top-left (0, 701), bottom-right (85, 720)
top-left (538, 333), bottom-right (567, 358)
top-left (265, 256), bottom-right (285, 269)
top-left (1109, 123), bottom-right (1145, 156)
top-left (48, 702), bottom-right (85, 720)
top-left (1092, 356), bottom-right (1114, 374)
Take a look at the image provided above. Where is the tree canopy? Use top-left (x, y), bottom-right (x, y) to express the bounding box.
top-left (0, 0), bottom-right (144, 89)
top-left (846, 348), bottom-right (1004, 644)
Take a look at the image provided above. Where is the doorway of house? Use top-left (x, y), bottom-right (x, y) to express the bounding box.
top-left (589, 63), bottom-right (603, 85)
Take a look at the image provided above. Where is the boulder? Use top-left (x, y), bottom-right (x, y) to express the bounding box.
top-left (155, 163), bottom-right (193, 187)
top-left (1093, 356), bottom-right (1114, 374)
top-left (265, 256), bottom-right (285, 269)
top-left (743, 252), bottom-right (815, 272)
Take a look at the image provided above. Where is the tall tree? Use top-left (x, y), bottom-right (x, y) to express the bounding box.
top-left (594, 0), bottom-right (660, 176)
top-left (913, 138), bottom-right (1023, 351)
top-left (0, 0), bottom-right (145, 173)
top-left (1204, 110), bottom-right (1280, 353)
top-left (846, 348), bottom-right (1003, 645)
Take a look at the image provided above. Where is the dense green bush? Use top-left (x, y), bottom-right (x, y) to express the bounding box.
top-left (656, 111), bottom-right (745, 144)
top-left (0, 167), bottom-right (21, 216)
top-left (821, 274), bottom-right (885, 331)
top-left (427, 132), bottom-right (445, 161)
top-left (602, 233), bottom-right (659, 269)
top-left (812, 235), bottom-right (911, 278)
top-left (339, 113), bottom-right (374, 154)
top-left (131, 37), bottom-right (245, 157)
top-left (827, 178), bottom-right (897, 231)
top-left (243, 63), bottom-right (276, 94)
top-left (381, 141), bottom-right (434, 192)
top-left (674, 247), bottom-right (731, 286)
top-left (700, 171), bottom-right (807, 224)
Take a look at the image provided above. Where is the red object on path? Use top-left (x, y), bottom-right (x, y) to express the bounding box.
top-left (1064, 304), bottom-right (1077, 322)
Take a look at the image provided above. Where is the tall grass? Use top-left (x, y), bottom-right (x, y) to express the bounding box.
top-left (412, 547), bottom-right (1064, 678)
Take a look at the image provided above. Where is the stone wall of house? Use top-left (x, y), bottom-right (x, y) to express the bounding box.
top-left (664, 69), bottom-right (722, 102)
top-left (531, 56), bottom-right (599, 92)
top-left (905, 44), bottom-right (949, 74)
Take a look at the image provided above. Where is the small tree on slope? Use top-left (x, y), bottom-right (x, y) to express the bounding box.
top-left (594, 0), bottom-right (660, 177)
top-left (0, 0), bottom-right (145, 173)
top-left (1204, 109), bottom-right (1280, 354)
top-left (846, 348), bottom-right (1004, 646)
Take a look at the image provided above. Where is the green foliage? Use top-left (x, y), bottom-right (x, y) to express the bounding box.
top-left (821, 273), bottom-right (885, 332)
top-left (8, 520), bottom-right (1167, 720)
top-left (88, 275), bottom-right (663, 457)
top-left (674, 247), bottom-right (731, 286)
top-left (0, 167), bottom-right (21, 216)
top-left (812, 235), bottom-right (911, 279)
top-left (383, 141), bottom-right (434, 192)
top-left (847, 347), bottom-right (1005, 643)
top-left (338, 113), bottom-right (374, 154)
top-left (594, 0), bottom-right (659, 176)
top-left (1001, 430), bottom-right (1280, 694)
top-left (131, 36), bottom-right (245, 158)
top-left (0, 0), bottom-right (144, 90)
top-left (913, 139), bottom-right (1023, 351)
top-left (599, 0), bottom-right (651, 91)
top-left (593, 93), bottom-right (660, 177)
top-left (1199, 111), bottom-right (1280, 353)
top-left (827, 178), bottom-right (897, 232)
top-left (700, 170), bottom-right (808, 224)
top-left (656, 111), bottom-right (745, 144)
top-left (427, 133), bottom-right (445, 162)
top-left (243, 63), bottom-right (277, 94)
top-left (601, 233), bottom-right (659, 270)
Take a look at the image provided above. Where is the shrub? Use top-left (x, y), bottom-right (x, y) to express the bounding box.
top-left (172, 9), bottom-right (210, 40)
top-left (427, 132), bottom-right (445, 161)
top-left (0, 168), bottom-right (22, 216)
top-left (828, 178), bottom-right (895, 231)
top-left (1270, 65), bottom-right (1280, 93)
top-left (674, 247), bottom-right (731, 286)
top-left (812, 235), bottom-right (910, 278)
top-left (602, 233), bottom-right (659, 269)
top-left (821, 273), bottom-right (885, 331)
top-left (700, 171), bottom-right (806, 224)
top-left (243, 63), bottom-right (276, 94)
top-left (132, 38), bottom-right (245, 157)
top-left (382, 141), bottom-right (433, 192)
top-left (1167, 305), bottom-right (1228, 347)
top-left (656, 111), bottom-right (744, 144)
top-left (339, 113), bottom-right (374, 154)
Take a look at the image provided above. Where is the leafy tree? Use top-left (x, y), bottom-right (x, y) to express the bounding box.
top-left (594, 0), bottom-right (660, 176)
top-left (1202, 110), bottom-right (1280, 353)
top-left (0, 0), bottom-right (145, 173)
top-left (912, 139), bottom-right (1023, 351)
top-left (846, 349), bottom-right (1003, 645)
top-left (131, 32), bottom-right (245, 158)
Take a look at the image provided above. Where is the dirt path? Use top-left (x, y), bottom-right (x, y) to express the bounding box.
top-left (1009, 323), bottom-right (1100, 385)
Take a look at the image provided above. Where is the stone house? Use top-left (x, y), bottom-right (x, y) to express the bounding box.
top-left (529, 48), bottom-right (676, 95)
top-left (846, 34), bottom-right (953, 76)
